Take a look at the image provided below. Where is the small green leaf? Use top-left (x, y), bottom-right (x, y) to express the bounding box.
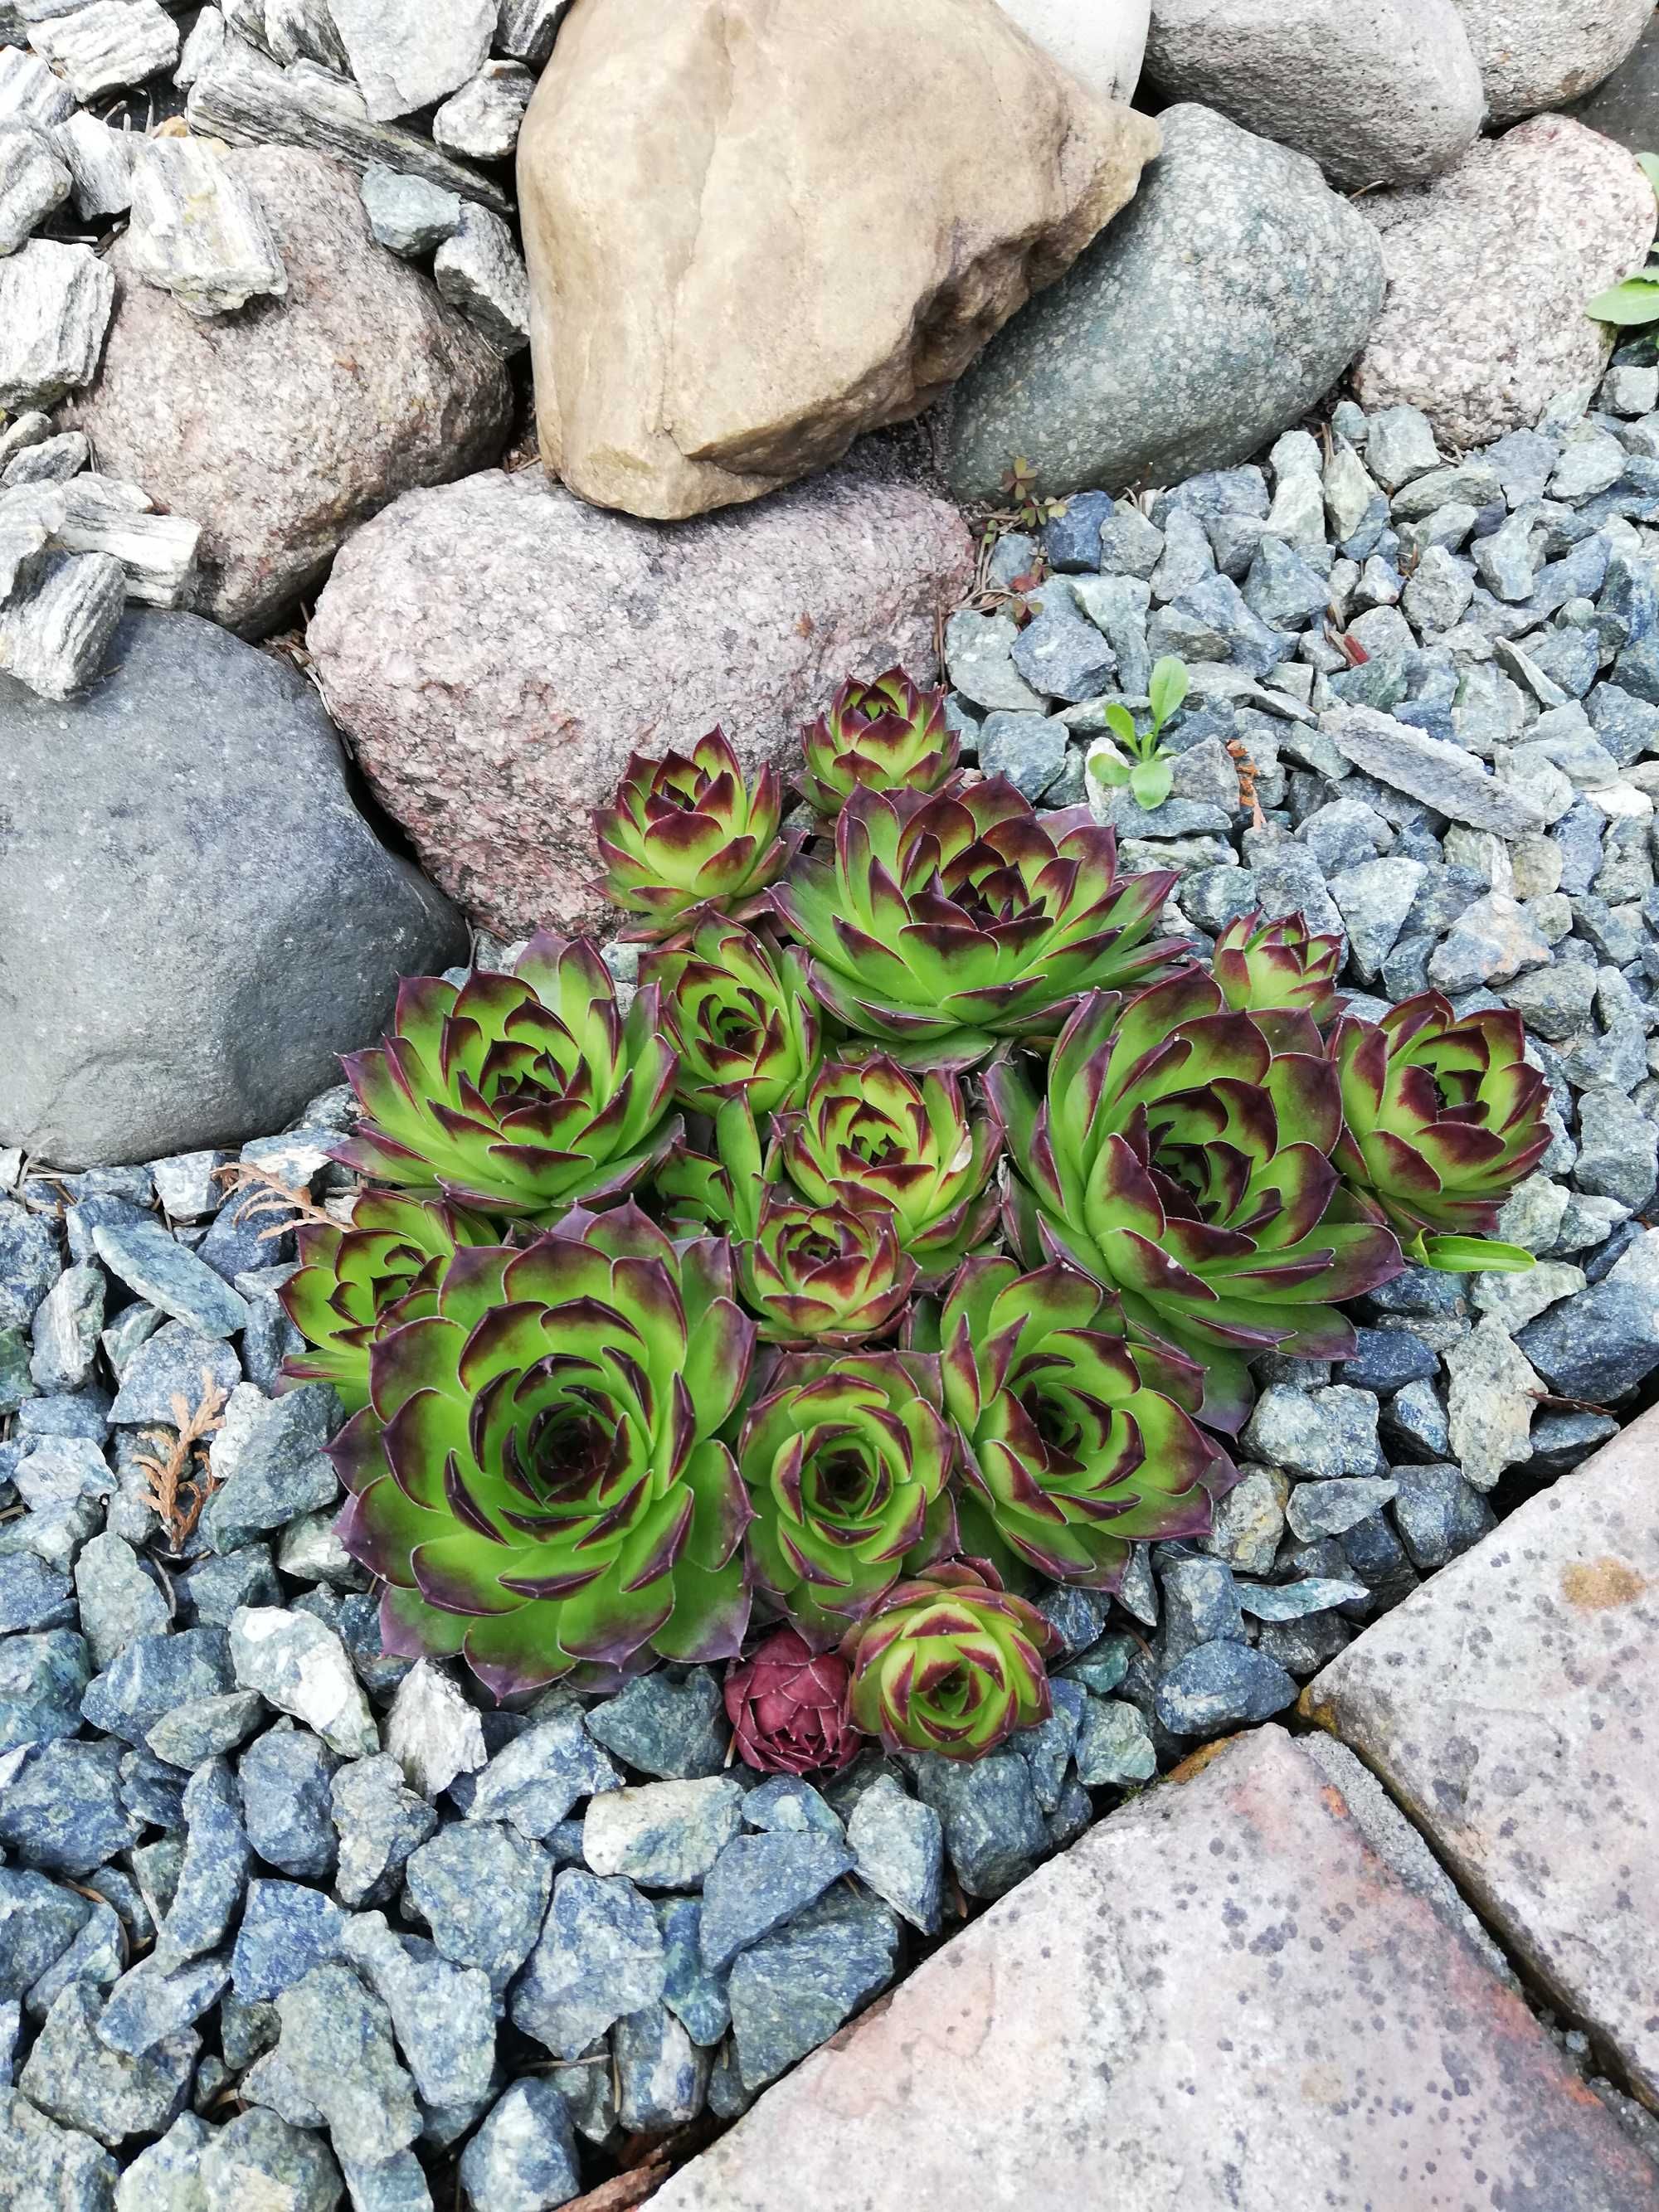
top-left (1147, 656), bottom-right (1190, 733)
top-left (1086, 746), bottom-right (1130, 788)
top-left (1102, 702), bottom-right (1138, 748)
top-left (1638, 150), bottom-right (1659, 200)
top-left (1130, 756), bottom-right (1174, 811)
top-left (1419, 1233), bottom-right (1536, 1275)
top-left (1586, 276), bottom-right (1659, 327)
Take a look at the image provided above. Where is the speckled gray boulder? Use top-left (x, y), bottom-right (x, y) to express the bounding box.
top-left (1142, 0), bottom-right (1483, 188)
top-left (947, 105), bottom-right (1384, 500)
top-left (0, 611), bottom-right (464, 1169)
top-left (1451, 0), bottom-right (1652, 124)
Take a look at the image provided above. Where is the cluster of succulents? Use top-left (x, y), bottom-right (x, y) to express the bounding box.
top-left (283, 669), bottom-right (1550, 1767)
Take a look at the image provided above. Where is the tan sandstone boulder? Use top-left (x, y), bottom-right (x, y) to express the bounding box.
top-left (516, 0), bottom-right (1161, 522)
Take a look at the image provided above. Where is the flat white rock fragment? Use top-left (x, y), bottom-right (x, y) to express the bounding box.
top-left (127, 135), bottom-right (286, 317)
top-left (230, 1603), bottom-right (379, 1757)
top-left (432, 60), bottom-right (533, 163)
top-left (264, 0), bottom-right (345, 71)
top-left (28, 0), bottom-right (178, 100)
top-left (51, 108), bottom-right (134, 217)
top-left (0, 236), bottom-right (114, 406)
top-left (0, 119), bottom-right (67, 253)
top-left (56, 471), bottom-right (202, 607)
top-left (0, 545), bottom-right (124, 698)
top-left (327, 0), bottom-right (493, 124)
top-left (0, 41), bottom-right (76, 127)
top-left (173, 2), bottom-right (223, 86)
top-left (434, 203), bottom-right (529, 355)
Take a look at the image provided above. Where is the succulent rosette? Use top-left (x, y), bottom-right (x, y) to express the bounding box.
top-left (278, 1193), bottom-right (499, 1412)
top-left (737, 1350), bottom-right (956, 1646)
top-left (328, 1205), bottom-right (756, 1696)
top-left (595, 727), bottom-right (798, 938)
top-left (1329, 992), bottom-right (1550, 1271)
top-left (770, 779), bottom-right (1185, 1068)
top-left (645, 921), bottom-right (821, 1116)
top-left (738, 1196), bottom-right (917, 1346)
top-left (1211, 910), bottom-right (1342, 1032)
top-left (724, 1628), bottom-right (862, 1776)
top-left (799, 667), bottom-right (959, 815)
top-left (841, 1559), bottom-right (1057, 1759)
top-left (774, 1057), bottom-right (1002, 1281)
top-left (333, 934), bottom-right (680, 1222)
top-left (990, 968), bottom-right (1404, 1431)
top-left (925, 1257), bottom-right (1235, 1587)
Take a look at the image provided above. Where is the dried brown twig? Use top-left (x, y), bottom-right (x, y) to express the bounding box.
top-left (210, 1159), bottom-right (336, 1238)
top-left (136, 1369), bottom-right (229, 1550)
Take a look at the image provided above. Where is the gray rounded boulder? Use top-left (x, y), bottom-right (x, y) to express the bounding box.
top-left (946, 103), bottom-right (1385, 502)
top-left (0, 611), bottom-right (466, 1168)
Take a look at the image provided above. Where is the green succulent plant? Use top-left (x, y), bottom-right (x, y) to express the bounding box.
top-left (922, 1256), bottom-right (1234, 1587)
top-left (594, 727), bottom-right (799, 940)
top-left (841, 1558), bottom-right (1057, 1759)
top-left (1211, 909), bottom-right (1342, 1033)
top-left (737, 1350), bottom-right (956, 1647)
top-left (799, 667), bottom-right (959, 816)
top-left (739, 1195), bottom-right (918, 1347)
top-left (329, 1205), bottom-right (756, 1697)
top-left (990, 970), bottom-right (1404, 1430)
top-left (774, 1057), bottom-right (1001, 1281)
top-left (645, 920), bottom-right (821, 1117)
top-left (1084, 654), bottom-right (1190, 813)
top-left (770, 779), bottom-right (1185, 1069)
top-left (1329, 992), bottom-right (1550, 1271)
top-left (333, 934), bottom-right (681, 1222)
top-left (278, 1193), bottom-right (499, 1413)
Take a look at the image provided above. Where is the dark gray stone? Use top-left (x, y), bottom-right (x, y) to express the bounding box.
top-left (403, 1819), bottom-right (551, 1993)
top-left (146, 1690), bottom-right (266, 1769)
top-left (106, 1321), bottom-right (241, 1427)
top-left (582, 1666), bottom-right (728, 1780)
top-left (73, 1533), bottom-right (170, 1672)
top-left (96, 1952), bottom-right (229, 2059)
top-left (0, 1737), bottom-right (138, 1874)
top-left (202, 1385), bottom-right (339, 1553)
top-left (656, 1895), bottom-right (732, 2046)
top-left (239, 1724), bottom-right (339, 1879)
top-left (511, 1869), bottom-right (665, 2061)
top-left (1154, 1641), bottom-right (1298, 1735)
top-left (178, 1543), bottom-right (282, 1629)
top-left (0, 1555), bottom-right (75, 1634)
top-left (91, 1221), bottom-right (249, 1339)
top-left (0, 610), bottom-right (464, 1169)
top-left (698, 1833), bottom-right (857, 1974)
top-left (0, 1198), bottom-right (59, 1330)
top-left (1390, 1461), bottom-right (1497, 1571)
top-left (1517, 1278), bottom-right (1659, 1401)
top-left (912, 1748), bottom-right (1048, 1899)
top-left (727, 1889), bottom-right (898, 2092)
top-left (229, 1878), bottom-right (348, 2001)
top-left (153, 1755), bottom-right (250, 1969)
top-left (950, 106), bottom-right (1383, 503)
top-left (458, 2078), bottom-right (579, 2212)
top-left (465, 1699), bottom-right (619, 1837)
top-left (339, 1909), bottom-right (496, 2111)
top-left (0, 1629), bottom-right (91, 1750)
top-left (81, 1628), bottom-right (234, 1748)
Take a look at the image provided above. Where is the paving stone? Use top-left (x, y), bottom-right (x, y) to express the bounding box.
top-left (1306, 1411), bottom-right (1659, 2112)
top-left (653, 1728), bottom-right (1659, 2212)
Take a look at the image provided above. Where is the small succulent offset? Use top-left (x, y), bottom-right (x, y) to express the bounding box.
top-left (595, 727), bottom-right (800, 940)
top-left (799, 668), bottom-right (960, 816)
top-left (1084, 654), bottom-right (1190, 813)
top-left (1586, 153), bottom-right (1659, 329)
top-left (287, 659), bottom-right (1552, 1768)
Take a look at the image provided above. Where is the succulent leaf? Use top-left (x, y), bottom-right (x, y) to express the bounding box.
top-left (594, 727), bottom-right (800, 938)
top-left (644, 920), bottom-right (821, 1116)
top-left (774, 1056), bottom-right (1002, 1281)
top-left (278, 1192), bottom-right (499, 1412)
top-left (799, 667), bottom-right (960, 816)
top-left (931, 1256), bottom-right (1235, 1588)
top-left (841, 1558), bottom-right (1057, 1758)
top-left (333, 934), bottom-right (682, 1222)
top-left (738, 1349), bottom-right (956, 1647)
top-left (1211, 909), bottom-right (1343, 1030)
top-left (1329, 992), bottom-right (1550, 1259)
top-left (771, 780), bottom-right (1188, 1068)
top-left (328, 1203), bottom-right (756, 1697)
top-left (738, 1194), bottom-right (918, 1347)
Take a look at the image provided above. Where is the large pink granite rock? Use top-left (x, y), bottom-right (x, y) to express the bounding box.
top-left (1351, 116), bottom-right (1657, 450)
top-left (1306, 1403), bottom-right (1659, 2112)
top-left (306, 460), bottom-right (975, 938)
top-left (61, 147), bottom-right (513, 636)
top-left (654, 1727), bottom-right (1658, 2211)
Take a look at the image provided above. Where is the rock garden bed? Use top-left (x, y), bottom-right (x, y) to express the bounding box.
top-left (4, 3), bottom-right (1659, 2210)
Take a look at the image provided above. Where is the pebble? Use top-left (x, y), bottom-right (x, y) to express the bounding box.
top-left (1241, 1384), bottom-right (1384, 1478)
top-left (458, 2079), bottom-right (580, 2212)
top-left (433, 204), bottom-right (531, 354)
top-left (127, 138), bottom-right (286, 318)
top-left (403, 1820), bottom-right (552, 1992)
top-left (228, 1607), bottom-right (377, 1757)
top-left (727, 1887), bottom-right (898, 2091)
top-left (201, 2107), bottom-right (342, 2212)
top-left (844, 1777), bottom-right (943, 1934)
top-left (239, 1724), bottom-right (340, 1879)
top-left (333, 1752), bottom-right (438, 1907)
top-left (512, 1869), bottom-right (665, 2061)
top-left (20, 1981), bottom-right (195, 2148)
top-left (912, 1751), bottom-right (1047, 1900)
top-left (203, 1386), bottom-right (340, 1553)
top-left (359, 162), bottom-right (460, 257)
top-left (1153, 1642), bottom-right (1299, 1736)
top-left (339, 1910), bottom-right (496, 2109)
top-left (81, 1628), bottom-right (234, 1748)
top-left (432, 59), bottom-right (534, 163)
top-left (583, 1778), bottom-right (746, 1891)
top-left (271, 1962), bottom-right (421, 2167)
top-left (465, 1699), bottom-right (617, 1836)
top-left (1284, 1477), bottom-right (1399, 1540)
top-left (1443, 1319), bottom-right (1542, 1490)
top-left (699, 1832), bottom-right (858, 1973)
top-left (1390, 1461), bottom-right (1497, 1571)
top-left (153, 1756), bottom-right (251, 1969)
top-left (230, 1878), bottom-right (348, 2001)
top-left (583, 1666), bottom-right (729, 1779)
